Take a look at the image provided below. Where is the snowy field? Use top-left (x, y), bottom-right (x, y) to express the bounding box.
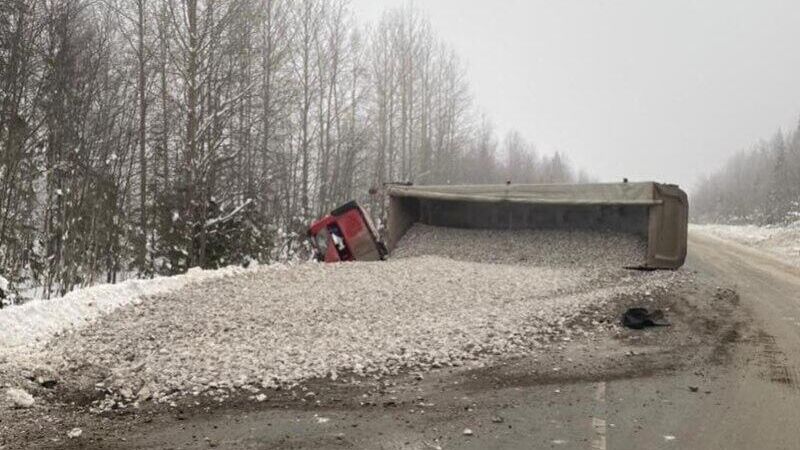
top-left (2, 225), bottom-right (685, 410)
top-left (691, 222), bottom-right (800, 267)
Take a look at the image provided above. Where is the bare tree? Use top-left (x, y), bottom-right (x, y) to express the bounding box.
top-left (0, 0), bottom-right (586, 300)
top-left (695, 121), bottom-right (800, 224)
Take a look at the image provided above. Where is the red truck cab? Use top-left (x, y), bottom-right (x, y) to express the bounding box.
top-left (308, 201), bottom-right (387, 262)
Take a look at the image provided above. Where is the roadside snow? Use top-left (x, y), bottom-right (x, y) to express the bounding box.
top-left (0, 265), bottom-right (257, 355)
top-left (691, 222), bottom-right (800, 267)
top-left (21, 226), bottom-right (684, 407)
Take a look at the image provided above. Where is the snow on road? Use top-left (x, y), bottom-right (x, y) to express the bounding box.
top-left (691, 222), bottom-right (800, 267)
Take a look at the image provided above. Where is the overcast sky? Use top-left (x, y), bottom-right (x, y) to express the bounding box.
top-left (350, 0), bottom-right (800, 190)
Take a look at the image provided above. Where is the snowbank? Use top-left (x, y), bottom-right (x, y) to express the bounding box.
top-left (691, 222), bottom-right (800, 267)
top-left (0, 265), bottom-right (258, 355)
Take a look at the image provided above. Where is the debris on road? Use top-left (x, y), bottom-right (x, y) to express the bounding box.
top-left (462, 428), bottom-right (474, 436)
top-left (622, 307), bottom-right (671, 329)
top-left (36, 377), bottom-right (57, 389)
top-left (67, 428), bottom-right (83, 439)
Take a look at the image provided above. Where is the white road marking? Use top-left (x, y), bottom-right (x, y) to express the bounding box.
top-left (592, 382), bottom-right (608, 450)
top-left (595, 381), bottom-right (606, 402)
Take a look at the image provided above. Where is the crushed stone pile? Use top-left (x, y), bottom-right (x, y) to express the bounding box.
top-left (11, 225), bottom-right (684, 410)
top-left (392, 224), bottom-right (648, 268)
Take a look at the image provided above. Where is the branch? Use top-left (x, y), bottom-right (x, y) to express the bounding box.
top-left (204, 198), bottom-right (253, 229)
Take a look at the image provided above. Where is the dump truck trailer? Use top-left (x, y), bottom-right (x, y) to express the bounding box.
top-left (385, 182), bottom-right (688, 269)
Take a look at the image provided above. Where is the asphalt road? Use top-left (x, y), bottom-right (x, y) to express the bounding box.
top-left (93, 229), bottom-right (799, 450)
top-left (603, 229), bottom-right (800, 450)
top-left (676, 230), bottom-right (800, 449)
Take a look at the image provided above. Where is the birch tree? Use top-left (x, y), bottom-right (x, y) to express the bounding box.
top-left (0, 0), bottom-right (586, 300)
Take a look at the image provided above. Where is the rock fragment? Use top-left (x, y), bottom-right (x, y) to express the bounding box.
top-left (5, 388), bottom-right (34, 409)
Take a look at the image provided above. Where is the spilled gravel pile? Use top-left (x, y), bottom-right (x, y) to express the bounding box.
top-left (393, 224), bottom-right (648, 268)
top-left (10, 225), bottom-right (684, 410)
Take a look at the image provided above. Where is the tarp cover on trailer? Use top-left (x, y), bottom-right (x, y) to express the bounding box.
top-left (386, 182), bottom-right (662, 205)
top-left (385, 182), bottom-right (688, 269)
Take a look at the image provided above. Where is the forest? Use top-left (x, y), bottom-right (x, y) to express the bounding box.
top-left (0, 0), bottom-right (583, 301)
top-left (693, 120), bottom-right (800, 225)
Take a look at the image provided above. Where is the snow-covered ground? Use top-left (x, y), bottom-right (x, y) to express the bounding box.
top-left (0, 265), bottom-right (259, 355)
top-left (691, 222), bottom-right (800, 267)
top-left (2, 225), bottom-right (686, 411)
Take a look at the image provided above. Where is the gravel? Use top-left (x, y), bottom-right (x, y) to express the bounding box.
top-left (392, 224), bottom-right (648, 268)
top-left (4, 388), bottom-right (35, 409)
top-left (14, 225), bottom-right (684, 409)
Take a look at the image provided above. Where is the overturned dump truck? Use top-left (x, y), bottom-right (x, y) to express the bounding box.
top-left (385, 182), bottom-right (688, 269)
top-left (308, 201), bottom-right (387, 262)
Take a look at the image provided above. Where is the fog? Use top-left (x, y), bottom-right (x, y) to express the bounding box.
top-left (352, 0), bottom-right (800, 190)
top-left (2, 0), bottom-right (798, 299)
